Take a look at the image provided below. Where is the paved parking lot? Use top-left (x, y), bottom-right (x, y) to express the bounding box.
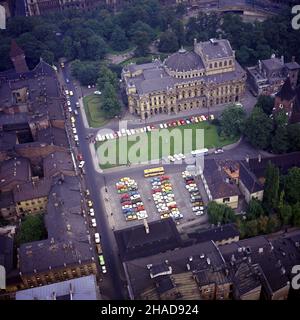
top-left (107, 169), bottom-right (209, 231)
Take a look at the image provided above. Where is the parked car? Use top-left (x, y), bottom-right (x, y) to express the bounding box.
top-left (214, 148), bottom-right (224, 154)
top-left (89, 208), bottom-right (95, 216)
top-left (94, 233), bottom-right (100, 244)
top-left (98, 254), bottom-right (105, 266)
top-left (91, 218), bottom-right (97, 227)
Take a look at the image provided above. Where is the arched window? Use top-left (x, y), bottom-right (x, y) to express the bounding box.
top-left (229, 60), bottom-right (232, 65)
top-left (219, 61), bottom-right (222, 67)
top-left (224, 60), bottom-right (227, 66)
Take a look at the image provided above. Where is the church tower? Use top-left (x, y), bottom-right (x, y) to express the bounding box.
top-left (9, 39), bottom-right (29, 73)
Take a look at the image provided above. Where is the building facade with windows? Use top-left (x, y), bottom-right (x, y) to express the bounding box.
top-left (122, 38), bottom-right (246, 119)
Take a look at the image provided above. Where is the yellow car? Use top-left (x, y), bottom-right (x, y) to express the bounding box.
top-left (161, 212), bottom-right (169, 219)
top-left (87, 200), bottom-right (93, 207)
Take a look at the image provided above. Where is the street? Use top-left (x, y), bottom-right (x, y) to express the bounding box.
top-left (59, 66), bottom-right (126, 300)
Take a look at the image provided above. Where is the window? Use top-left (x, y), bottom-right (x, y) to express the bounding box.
top-left (219, 61), bottom-right (222, 67)
top-left (223, 197), bottom-right (230, 203)
top-left (210, 63), bottom-right (212, 69)
top-left (224, 60), bottom-right (227, 66)
top-left (229, 60), bottom-right (232, 65)
top-left (214, 62), bottom-right (217, 68)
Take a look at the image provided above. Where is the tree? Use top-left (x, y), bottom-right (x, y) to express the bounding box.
top-left (71, 60), bottom-right (99, 86)
top-left (244, 219), bottom-right (259, 237)
top-left (101, 82), bottom-right (121, 118)
top-left (110, 26), bottom-right (129, 52)
top-left (279, 203), bottom-right (293, 225)
top-left (158, 30), bottom-right (179, 53)
top-left (220, 105), bottom-right (246, 138)
top-left (97, 64), bottom-right (118, 91)
top-left (207, 201), bottom-right (236, 225)
top-left (244, 107), bottom-right (273, 150)
top-left (284, 167), bottom-right (300, 204)
top-left (287, 124), bottom-right (300, 152)
top-left (255, 95), bottom-right (275, 115)
top-left (266, 215), bottom-right (281, 233)
top-left (16, 214), bottom-right (47, 245)
top-left (85, 35), bottom-right (107, 60)
top-left (133, 31), bottom-right (150, 56)
top-left (246, 199), bottom-right (265, 220)
top-left (271, 126), bottom-right (289, 154)
top-left (171, 19), bottom-right (185, 47)
top-left (257, 215), bottom-right (269, 234)
top-left (292, 202), bottom-right (300, 227)
top-left (263, 161), bottom-right (280, 213)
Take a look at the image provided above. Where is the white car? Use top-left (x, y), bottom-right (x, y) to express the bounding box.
top-left (74, 110), bottom-right (78, 116)
top-left (91, 218), bottom-right (97, 227)
top-left (72, 128), bottom-right (77, 134)
top-left (78, 160), bottom-right (85, 168)
top-left (66, 78), bottom-right (70, 83)
top-left (159, 123), bottom-right (164, 129)
top-left (94, 91), bottom-right (102, 95)
top-left (89, 208), bottom-right (95, 216)
top-left (65, 89), bottom-right (69, 95)
top-left (71, 122), bottom-right (75, 128)
top-left (94, 233), bottom-right (100, 244)
top-left (178, 153), bottom-right (185, 159)
top-left (70, 116), bottom-right (75, 123)
top-left (168, 155), bottom-right (175, 162)
top-left (67, 100), bottom-right (71, 106)
top-left (101, 265), bottom-right (107, 273)
top-left (69, 90), bottom-right (74, 96)
top-left (163, 123), bottom-right (168, 128)
top-left (214, 148), bottom-right (224, 154)
top-left (173, 154), bottom-right (181, 161)
top-left (74, 135), bottom-right (79, 141)
top-left (130, 129), bottom-right (135, 135)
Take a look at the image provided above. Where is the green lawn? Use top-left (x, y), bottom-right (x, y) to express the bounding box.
top-left (96, 122), bottom-right (238, 169)
top-left (83, 95), bottom-right (109, 128)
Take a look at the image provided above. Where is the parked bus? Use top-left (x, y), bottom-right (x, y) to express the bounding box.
top-left (191, 148), bottom-right (209, 157)
top-left (144, 166), bottom-right (165, 178)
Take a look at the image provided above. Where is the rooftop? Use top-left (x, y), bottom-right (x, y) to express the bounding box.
top-left (114, 218), bottom-right (182, 262)
top-left (197, 39), bottom-right (234, 60)
top-left (124, 240), bottom-right (227, 299)
top-left (0, 157), bottom-right (31, 192)
top-left (203, 159), bottom-right (241, 199)
top-left (188, 224), bottom-right (240, 244)
top-left (19, 176), bottom-right (94, 275)
top-left (164, 50), bottom-right (204, 72)
top-left (15, 275), bottom-right (99, 300)
top-left (13, 177), bottom-right (52, 203)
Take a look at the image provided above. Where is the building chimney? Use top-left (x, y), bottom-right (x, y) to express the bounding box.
top-left (281, 55), bottom-right (284, 64)
top-left (194, 38), bottom-right (197, 46)
top-left (258, 154), bottom-right (262, 163)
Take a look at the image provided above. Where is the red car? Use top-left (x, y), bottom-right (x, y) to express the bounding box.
top-left (122, 201), bottom-right (132, 206)
top-left (160, 176), bottom-right (170, 181)
top-left (121, 194), bottom-right (130, 199)
top-left (137, 206), bottom-right (145, 211)
top-left (180, 119), bottom-right (185, 125)
top-left (186, 179), bottom-right (195, 185)
top-left (152, 188), bottom-right (161, 194)
top-left (77, 153), bottom-right (83, 161)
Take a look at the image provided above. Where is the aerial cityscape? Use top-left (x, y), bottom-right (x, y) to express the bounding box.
top-left (0, 0), bottom-right (300, 303)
